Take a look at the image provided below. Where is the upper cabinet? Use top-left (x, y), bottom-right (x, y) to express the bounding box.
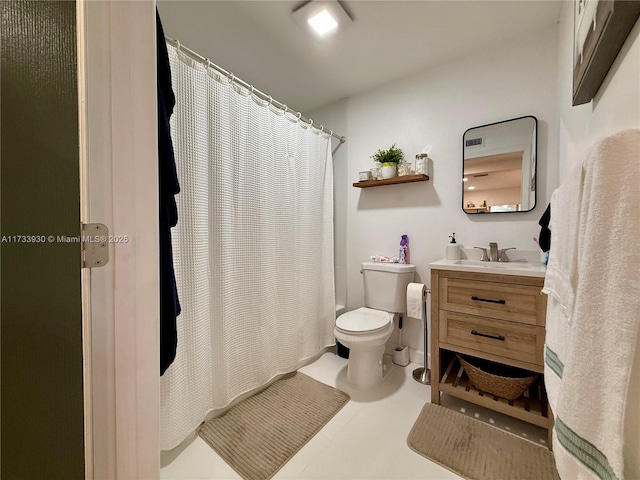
top-left (462, 116), bottom-right (537, 214)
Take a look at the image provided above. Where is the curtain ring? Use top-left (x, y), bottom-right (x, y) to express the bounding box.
top-left (296, 112), bottom-right (302, 121)
top-left (176, 39), bottom-right (181, 52)
top-left (329, 129), bottom-right (334, 137)
top-left (319, 124), bottom-right (324, 133)
top-left (308, 118), bottom-right (314, 126)
top-left (267, 95), bottom-right (273, 106)
top-left (282, 104), bottom-right (288, 114)
top-left (227, 72), bottom-right (235, 84)
top-left (250, 85), bottom-right (254, 96)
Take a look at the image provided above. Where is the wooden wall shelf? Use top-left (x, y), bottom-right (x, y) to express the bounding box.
top-left (353, 174), bottom-right (429, 188)
top-left (464, 206), bottom-right (488, 213)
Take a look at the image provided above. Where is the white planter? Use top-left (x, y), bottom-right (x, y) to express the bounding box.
top-left (380, 165), bottom-right (397, 179)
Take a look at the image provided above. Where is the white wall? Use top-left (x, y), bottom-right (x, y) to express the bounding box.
top-left (555, 5), bottom-right (640, 478)
top-left (343, 25), bottom-right (559, 362)
top-left (557, 5), bottom-right (640, 181)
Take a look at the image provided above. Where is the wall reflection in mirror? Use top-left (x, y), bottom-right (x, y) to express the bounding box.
top-left (462, 116), bottom-right (537, 214)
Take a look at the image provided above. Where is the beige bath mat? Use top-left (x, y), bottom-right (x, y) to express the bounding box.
top-left (408, 403), bottom-right (560, 480)
top-left (199, 371), bottom-right (349, 480)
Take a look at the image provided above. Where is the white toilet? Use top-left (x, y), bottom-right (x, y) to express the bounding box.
top-left (335, 262), bottom-right (416, 390)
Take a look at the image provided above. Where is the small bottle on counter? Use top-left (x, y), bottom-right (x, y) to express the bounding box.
top-left (446, 233), bottom-right (460, 260)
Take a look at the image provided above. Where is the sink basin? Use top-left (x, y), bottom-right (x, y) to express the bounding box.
top-left (430, 258), bottom-right (546, 278)
top-left (453, 260), bottom-right (532, 269)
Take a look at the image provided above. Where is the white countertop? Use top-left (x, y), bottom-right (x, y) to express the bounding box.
top-left (429, 258), bottom-right (547, 278)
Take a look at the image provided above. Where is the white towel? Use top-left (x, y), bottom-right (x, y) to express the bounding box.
top-left (406, 283), bottom-right (426, 319)
top-left (542, 162), bottom-right (584, 318)
top-left (542, 296), bottom-right (570, 415)
top-left (542, 162), bottom-right (584, 413)
top-left (545, 130), bottom-right (640, 480)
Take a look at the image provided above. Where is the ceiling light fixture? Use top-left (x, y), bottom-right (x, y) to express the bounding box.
top-left (468, 186), bottom-right (476, 190)
top-left (292, 1), bottom-right (352, 37)
top-left (308, 10), bottom-right (338, 36)
top-left (462, 177), bottom-right (468, 182)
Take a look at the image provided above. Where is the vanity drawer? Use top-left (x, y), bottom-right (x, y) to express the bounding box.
top-left (439, 310), bottom-right (544, 366)
top-left (439, 277), bottom-right (544, 326)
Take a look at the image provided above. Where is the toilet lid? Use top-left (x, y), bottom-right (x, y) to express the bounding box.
top-left (336, 307), bottom-right (392, 333)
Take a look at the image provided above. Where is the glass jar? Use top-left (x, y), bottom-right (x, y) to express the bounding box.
top-left (398, 162), bottom-right (412, 176)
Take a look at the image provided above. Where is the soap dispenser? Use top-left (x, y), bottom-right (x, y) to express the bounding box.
top-left (446, 233), bottom-right (460, 260)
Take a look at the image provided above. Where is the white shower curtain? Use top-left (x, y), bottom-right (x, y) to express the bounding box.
top-left (160, 44), bottom-right (336, 450)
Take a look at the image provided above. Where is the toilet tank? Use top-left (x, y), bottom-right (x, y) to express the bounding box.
top-left (362, 262), bottom-right (416, 313)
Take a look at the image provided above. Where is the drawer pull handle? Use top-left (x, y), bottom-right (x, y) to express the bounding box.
top-left (471, 330), bottom-right (505, 341)
top-left (471, 330), bottom-right (505, 342)
top-left (471, 295), bottom-right (506, 305)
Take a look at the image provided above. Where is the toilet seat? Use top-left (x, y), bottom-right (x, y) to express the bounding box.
top-left (335, 307), bottom-right (393, 335)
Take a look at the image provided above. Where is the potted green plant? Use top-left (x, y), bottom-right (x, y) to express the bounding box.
top-left (371, 143), bottom-right (404, 179)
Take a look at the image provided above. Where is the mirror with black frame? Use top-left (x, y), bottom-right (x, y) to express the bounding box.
top-left (462, 116), bottom-right (537, 214)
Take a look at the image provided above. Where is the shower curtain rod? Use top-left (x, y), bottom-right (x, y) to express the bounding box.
top-left (165, 36), bottom-right (347, 145)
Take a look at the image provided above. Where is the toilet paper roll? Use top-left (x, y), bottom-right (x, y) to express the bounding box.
top-left (406, 283), bottom-right (426, 319)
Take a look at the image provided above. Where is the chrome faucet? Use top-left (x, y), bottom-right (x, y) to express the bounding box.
top-left (473, 243), bottom-right (515, 262)
top-left (498, 247), bottom-right (516, 262)
top-left (489, 242), bottom-right (499, 262)
top-left (473, 246), bottom-right (490, 261)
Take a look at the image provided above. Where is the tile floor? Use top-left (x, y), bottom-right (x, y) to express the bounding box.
top-left (160, 351), bottom-right (548, 479)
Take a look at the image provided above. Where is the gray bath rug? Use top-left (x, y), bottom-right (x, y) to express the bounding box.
top-left (198, 371), bottom-right (349, 480)
top-left (408, 403), bottom-right (560, 480)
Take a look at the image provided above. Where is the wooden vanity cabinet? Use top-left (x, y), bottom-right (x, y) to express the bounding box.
top-left (430, 267), bottom-right (552, 440)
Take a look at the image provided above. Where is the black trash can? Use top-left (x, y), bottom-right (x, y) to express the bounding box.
top-left (336, 340), bottom-right (350, 359)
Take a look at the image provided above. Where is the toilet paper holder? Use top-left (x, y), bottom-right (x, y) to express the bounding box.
top-left (412, 289), bottom-right (431, 385)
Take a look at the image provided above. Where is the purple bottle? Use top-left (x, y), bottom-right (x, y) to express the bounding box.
top-left (399, 235), bottom-right (409, 264)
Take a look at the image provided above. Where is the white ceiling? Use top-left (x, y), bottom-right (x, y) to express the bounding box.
top-left (157, 1), bottom-right (562, 115)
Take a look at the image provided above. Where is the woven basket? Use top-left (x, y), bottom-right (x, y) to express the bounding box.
top-left (457, 354), bottom-right (539, 401)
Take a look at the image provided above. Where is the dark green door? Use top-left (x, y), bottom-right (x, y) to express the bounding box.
top-left (1, 1), bottom-right (85, 478)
